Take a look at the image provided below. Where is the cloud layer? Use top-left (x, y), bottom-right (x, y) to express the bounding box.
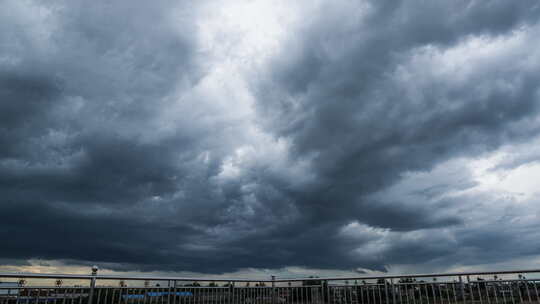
top-left (1, 0), bottom-right (540, 274)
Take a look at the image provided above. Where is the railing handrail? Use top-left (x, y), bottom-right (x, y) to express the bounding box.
top-left (1, 268), bottom-right (539, 283)
top-left (273, 268), bottom-right (540, 282)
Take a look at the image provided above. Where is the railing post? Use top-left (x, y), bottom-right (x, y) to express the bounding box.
top-left (228, 281), bottom-right (233, 304)
top-left (460, 276), bottom-right (465, 304)
top-left (88, 265), bottom-right (98, 304)
top-left (391, 278), bottom-right (396, 304)
top-left (168, 280), bottom-right (172, 304)
top-left (271, 276), bottom-right (276, 304)
top-left (467, 275), bottom-right (473, 304)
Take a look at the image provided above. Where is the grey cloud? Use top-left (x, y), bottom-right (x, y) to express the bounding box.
top-left (255, 0), bottom-right (540, 223)
top-left (1, 0), bottom-right (540, 274)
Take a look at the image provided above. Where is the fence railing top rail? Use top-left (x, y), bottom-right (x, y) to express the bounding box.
top-left (1, 268), bottom-right (539, 283)
top-left (273, 269), bottom-right (540, 282)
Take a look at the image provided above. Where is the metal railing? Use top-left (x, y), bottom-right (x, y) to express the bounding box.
top-left (1, 268), bottom-right (540, 304)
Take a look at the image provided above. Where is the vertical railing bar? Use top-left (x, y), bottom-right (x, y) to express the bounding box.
top-left (437, 281), bottom-right (443, 304)
top-left (413, 282), bottom-right (422, 304)
top-left (53, 286), bottom-right (58, 304)
top-left (525, 278), bottom-right (532, 303)
top-left (44, 287), bottom-right (50, 304)
top-left (391, 279), bottom-right (396, 304)
top-left (326, 281), bottom-right (330, 304)
top-left (431, 281), bottom-right (440, 303)
top-left (458, 277), bottom-right (464, 304)
top-left (451, 281), bottom-right (457, 304)
top-left (430, 281), bottom-right (435, 304)
top-left (484, 280), bottom-right (491, 304)
top-left (492, 280), bottom-right (498, 304)
top-left (477, 279), bottom-right (484, 304)
top-left (466, 276), bottom-right (473, 304)
top-left (518, 279), bottom-right (524, 304)
top-left (162, 284), bottom-right (166, 304)
top-left (142, 286), bottom-right (147, 304)
top-left (508, 280), bottom-right (516, 304)
top-left (366, 285), bottom-right (370, 304)
top-left (25, 287), bottom-right (31, 304)
top-left (417, 283), bottom-right (423, 304)
top-left (425, 282), bottom-right (430, 304)
top-left (173, 281), bottom-right (178, 304)
top-left (15, 285), bottom-right (21, 304)
top-left (533, 280), bottom-right (540, 304)
top-left (103, 287), bottom-right (108, 304)
top-left (118, 288), bottom-right (123, 304)
top-left (501, 281), bottom-right (508, 304)
top-left (444, 283), bottom-right (450, 304)
top-left (227, 283), bottom-right (231, 304)
top-left (385, 281), bottom-right (389, 304)
top-left (424, 282), bottom-right (430, 304)
top-left (167, 281), bottom-right (171, 304)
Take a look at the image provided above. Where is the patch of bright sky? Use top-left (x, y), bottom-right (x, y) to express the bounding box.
top-left (467, 137), bottom-right (540, 202)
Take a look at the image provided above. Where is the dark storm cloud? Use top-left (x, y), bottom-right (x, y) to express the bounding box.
top-left (1, 0), bottom-right (540, 274)
top-left (251, 0), bottom-right (540, 269)
top-left (256, 0), bottom-right (540, 218)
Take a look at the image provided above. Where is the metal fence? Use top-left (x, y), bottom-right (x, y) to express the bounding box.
top-left (1, 269), bottom-right (540, 304)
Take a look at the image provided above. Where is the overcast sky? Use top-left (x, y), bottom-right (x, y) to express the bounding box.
top-left (2, 0), bottom-right (540, 277)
